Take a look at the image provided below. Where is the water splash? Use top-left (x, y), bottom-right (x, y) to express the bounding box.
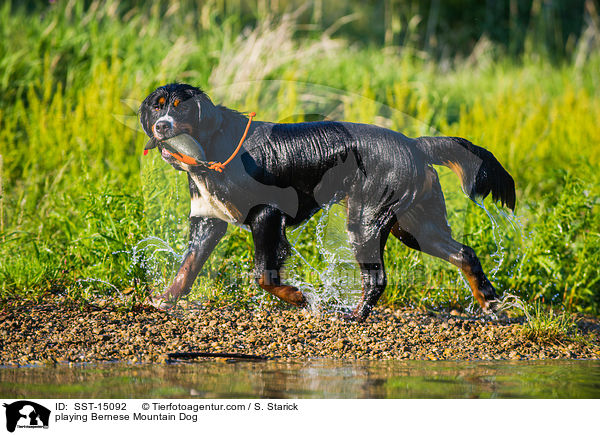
top-left (471, 198), bottom-right (522, 278)
top-left (494, 292), bottom-right (532, 321)
top-left (129, 236), bottom-right (183, 265)
top-left (445, 193), bottom-right (523, 314)
top-left (128, 236), bottom-right (183, 288)
top-left (75, 277), bottom-right (121, 294)
top-left (286, 203), bottom-right (361, 313)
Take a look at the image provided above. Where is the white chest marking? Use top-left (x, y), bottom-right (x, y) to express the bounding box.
top-left (189, 176), bottom-right (238, 223)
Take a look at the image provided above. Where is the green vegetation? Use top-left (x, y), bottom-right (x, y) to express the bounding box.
top-left (521, 301), bottom-right (580, 343)
top-left (1, 1), bottom-right (599, 319)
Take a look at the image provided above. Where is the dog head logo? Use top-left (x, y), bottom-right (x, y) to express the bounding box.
top-left (3, 401), bottom-right (50, 432)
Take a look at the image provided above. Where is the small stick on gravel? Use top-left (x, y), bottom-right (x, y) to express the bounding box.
top-left (167, 352), bottom-right (273, 362)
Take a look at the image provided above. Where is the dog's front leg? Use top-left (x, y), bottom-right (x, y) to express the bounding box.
top-left (154, 216), bottom-right (227, 306)
top-left (250, 206), bottom-right (307, 307)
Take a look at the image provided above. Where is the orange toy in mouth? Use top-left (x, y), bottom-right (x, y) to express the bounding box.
top-left (143, 135), bottom-right (205, 165)
top-left (163, 149), bottom-right (199, 165)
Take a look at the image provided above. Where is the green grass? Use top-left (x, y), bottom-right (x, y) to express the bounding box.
top-left (521, 301), bottom-right (579, 344)
top-left (0, 1), bottom-right (599, 316)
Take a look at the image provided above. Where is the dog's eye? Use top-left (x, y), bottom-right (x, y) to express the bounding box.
top-left (154, 97), bottom-right (166, 110)
top-left (173, 99), bottom-right (180, 107)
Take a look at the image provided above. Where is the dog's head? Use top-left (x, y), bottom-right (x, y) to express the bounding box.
top-left (139, 83), bottom-right (222, 169)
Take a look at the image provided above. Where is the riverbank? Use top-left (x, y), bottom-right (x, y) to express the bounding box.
top-left (1, 299), bottom-right (599, 366)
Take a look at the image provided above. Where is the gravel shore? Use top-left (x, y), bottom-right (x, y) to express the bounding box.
top-left (1, 299), bottom-right (599, 366)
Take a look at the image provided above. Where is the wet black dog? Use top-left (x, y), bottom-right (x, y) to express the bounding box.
top-left (139, 83), bottom-right (515, 321)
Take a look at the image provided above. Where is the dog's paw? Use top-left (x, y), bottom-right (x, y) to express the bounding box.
top-left (482, 298), bottom-right (502, 314)
top-left (340, 313), bottom-right (358, 322)
top-left (274, 285), bottom-right (308, 308)
top-left (339, 309), bottom-right (368, 323)
top-left (480, 298), bottom-right (512, 321)
top-left (150, 295), bottom-right (177, 311)
top-left (291, 290), bottom-right (308, 308)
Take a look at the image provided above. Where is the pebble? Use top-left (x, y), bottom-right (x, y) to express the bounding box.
top-left (0, 299), bottom-right (598, 366)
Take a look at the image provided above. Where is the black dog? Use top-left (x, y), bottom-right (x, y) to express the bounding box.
top-left (139, 83), bottom-right (515, 321)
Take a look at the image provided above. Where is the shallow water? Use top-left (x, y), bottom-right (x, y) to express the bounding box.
top-left (1, 360), bottom-right (599, 399)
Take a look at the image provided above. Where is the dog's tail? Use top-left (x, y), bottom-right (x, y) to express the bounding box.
top-left (415, 136), bottom-right (516, 210)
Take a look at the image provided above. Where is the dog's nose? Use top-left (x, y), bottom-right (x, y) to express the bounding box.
top-left (154, 120), bottom-right (172, 137)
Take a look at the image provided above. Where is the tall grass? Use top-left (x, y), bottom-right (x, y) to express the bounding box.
top-left (0, 1), bottom-right (599, 314)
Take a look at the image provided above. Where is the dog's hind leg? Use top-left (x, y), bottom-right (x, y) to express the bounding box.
top-left (391, 187), bottom-right (499, 311)
top-left (249, 206), bottom-right (307, 307)
top-left (393, 221), bottom-right (499, 310)
top-left (157, 217), bottom-right (228, 304)
top-left (346, 211), bottom-right (394, 322)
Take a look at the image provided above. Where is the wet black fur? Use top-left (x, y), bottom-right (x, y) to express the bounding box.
top-left (139, 83), bottom-right (516, 321)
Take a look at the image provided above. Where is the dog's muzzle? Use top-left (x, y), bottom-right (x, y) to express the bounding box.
top-left (153, 120), bottom-right (173, 140)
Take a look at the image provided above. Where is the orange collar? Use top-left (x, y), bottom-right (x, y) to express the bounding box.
top-left (208, 112), bottom-right (256, 172)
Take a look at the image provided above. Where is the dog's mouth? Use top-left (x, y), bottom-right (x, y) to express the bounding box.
top-left (157, 144), bottom-right (188, 168)
top-left (153, 131), bottom-right (177, 142)
top-left (160, 146), bottom-right (175, 161)
top-left (144, 134), bottom-right (206, 169)
top-left (143, 138), bottom-right (182, 165)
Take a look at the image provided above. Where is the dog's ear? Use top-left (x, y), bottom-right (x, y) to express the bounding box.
top-left (138, 96), bottom-right (154, 138)
top-left (139, 104), bottom-right (152, 137)
top-left (189, 89), bottom-right (223, 143)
